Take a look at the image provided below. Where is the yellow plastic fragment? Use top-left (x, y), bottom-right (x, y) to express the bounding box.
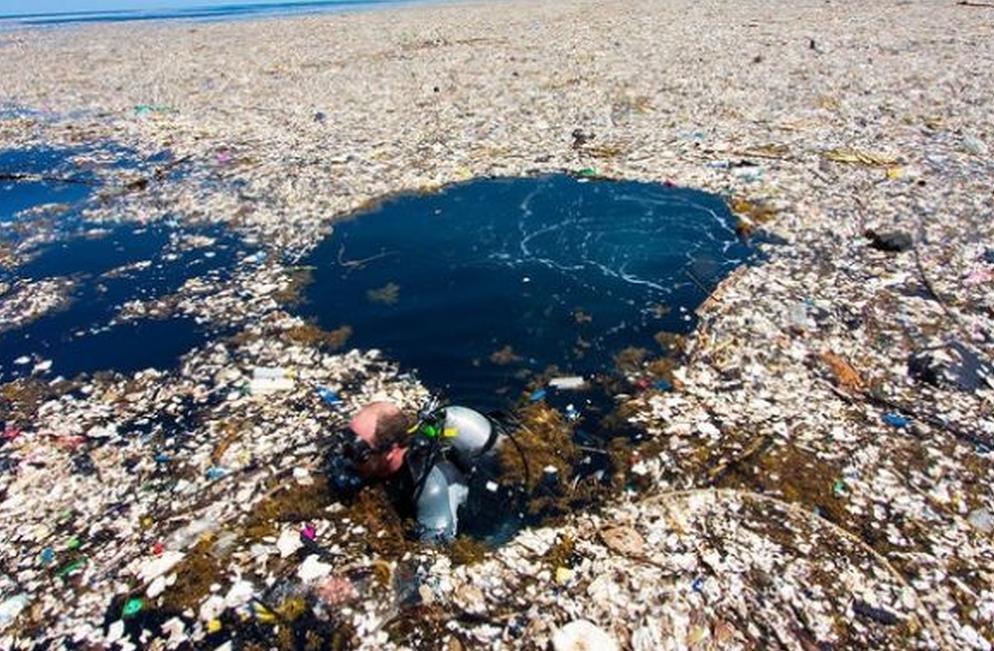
top-left (555, 566), bottom-right (574, 585)
top-left (255, 603), bottom-right (276, 624)
top-left (886, 167), bottom-right (904, 180)
top-left (443, 427), bottom-right (459, 438)
top-left (207, 619), bottom-right (222, 633)
top-left (822, 148), bottom-right (897, 167)
top-left (739, 143), bottom-right (789, 159)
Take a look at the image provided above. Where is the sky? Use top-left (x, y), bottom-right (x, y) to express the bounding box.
top-left (0, 0), bottom-right (330, 17)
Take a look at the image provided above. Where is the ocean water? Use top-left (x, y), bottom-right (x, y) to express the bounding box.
top-left (0, 146), bottom-right (243, 381)
top-left (301, 174), bottom-right (755, 412)
top-left (0, 0), bottom-right (438, 27)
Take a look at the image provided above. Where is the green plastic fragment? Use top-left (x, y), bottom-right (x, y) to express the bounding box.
top-left (55, 558), bottom-right (86, 577)
top-left (832, 479), bottom-right (846, 497)
top-left (422, 424), bottom-right (439, 438)
top-left (577, 167), bottom-right (598, 177)
top-left (67, 536), bottom-right (81, 550)
top-left (122, 597), bottom-right (143, 618)
top-left (134, 104), bottom-right (174, 116)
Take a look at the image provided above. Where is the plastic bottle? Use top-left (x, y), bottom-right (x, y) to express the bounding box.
top-left (252, 367), bottom-right (294, 380)
top-left (247, 377), bottom-right (295, 395)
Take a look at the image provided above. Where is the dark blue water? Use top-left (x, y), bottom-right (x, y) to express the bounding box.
top-left (301, 175), bottom-right (753, 410)
top-left (0, 146), bottom-right (242, 381)
top-left (0, 148), bottom-right (92, 222)
top-left (0, 0), bottom-right (438, 26)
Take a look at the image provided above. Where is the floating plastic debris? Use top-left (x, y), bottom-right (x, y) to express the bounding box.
top-left (316, 386), bottom-right (341, 404)
top-left (121, 597), bottom-right (143, 618)
top-left (882, 413), bottom-right (910, 428)
top-left (247, 377), bottom-right (295, 394)
top-left (549, 376), bottom-right (586, 391)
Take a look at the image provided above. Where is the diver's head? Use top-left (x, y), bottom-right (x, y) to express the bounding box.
top-left (347, 401), bottom-right (409, 478)
top-left (326, 401), bottom-right (410, 493)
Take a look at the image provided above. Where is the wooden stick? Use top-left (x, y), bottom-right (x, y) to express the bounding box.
top-left (0, 172), bottom-right (95, 186)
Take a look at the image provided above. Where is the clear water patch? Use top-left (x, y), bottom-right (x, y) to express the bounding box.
top-left (0, 145), bottom-right (244, 380)
top-left (301, 174), bottom-right (755, 410)
top-left (0, 147), bottom-right (93, 223)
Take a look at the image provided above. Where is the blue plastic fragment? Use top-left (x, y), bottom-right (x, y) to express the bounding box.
top-left (882, 413), bottom-right (909, 428)
top-left (691, 577), bottom-right (704, 592)
top-left (40, 547), bottom-right (55, 565)
top-left (206, 466), bottom-right (227, 481)
top-left (653, 379), bottom-right (672, 391)
top-left (317, 386), bottom-right (341, 405)
top-left (529, 389), bottom-right (547, 402)
top-left (154, 454), bottom-right (171, 463)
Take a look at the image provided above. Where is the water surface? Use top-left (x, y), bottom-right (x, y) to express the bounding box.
top-left (301, 174), bottom-right (753, 410)
top-left (0, 146), bottom-right (242, 380)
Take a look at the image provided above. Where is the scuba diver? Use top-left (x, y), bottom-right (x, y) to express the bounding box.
top-left (324, 397), bottom-right (528, 543)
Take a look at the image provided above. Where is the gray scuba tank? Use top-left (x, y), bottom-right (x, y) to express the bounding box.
top-left (414, 406), bottom-right (496, 543)
top-left (415, 460), bottom-right (468, 543)
top-left (442, 405), bottom-right (495, 467)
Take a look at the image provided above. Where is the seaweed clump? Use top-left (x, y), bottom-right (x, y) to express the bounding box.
top-left (613, 346), bottom-right (650, 375)
top-left (448, 536), bottom-right (490, 566)
top-left (366, 282), bottom-right (400, 305)
top-left (713, 444), bottom-right (864, 541)
top-left (382, 604), bottom-right (451, 649)
top-left (1, 378), bottom-right (75, 425)
top-left (542, 534), bottom-right (576, 569)
top-left (489, 345), bottom-right (521, 366)
top-left (270, 602), bottom-right (354, 651)
top-left (159, 537), bottom-right (223, 613)
top-left (498, 402), bottom-right (583, 516)
top-left (653, 330), bottom-right (687, 354)
top-left (283, 323), bottom-right (353, 350)
top-left (273, 266), bottom-right (315, 306)
top-left (244, 477), bottom-right (334, 540)
top-left (729, 196), bottom-right (778, 238)
top-left (342, 485), bottom-right (410, 557)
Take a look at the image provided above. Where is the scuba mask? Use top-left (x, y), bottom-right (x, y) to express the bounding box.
top-left (325, 428), bottom-right (396, 493)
